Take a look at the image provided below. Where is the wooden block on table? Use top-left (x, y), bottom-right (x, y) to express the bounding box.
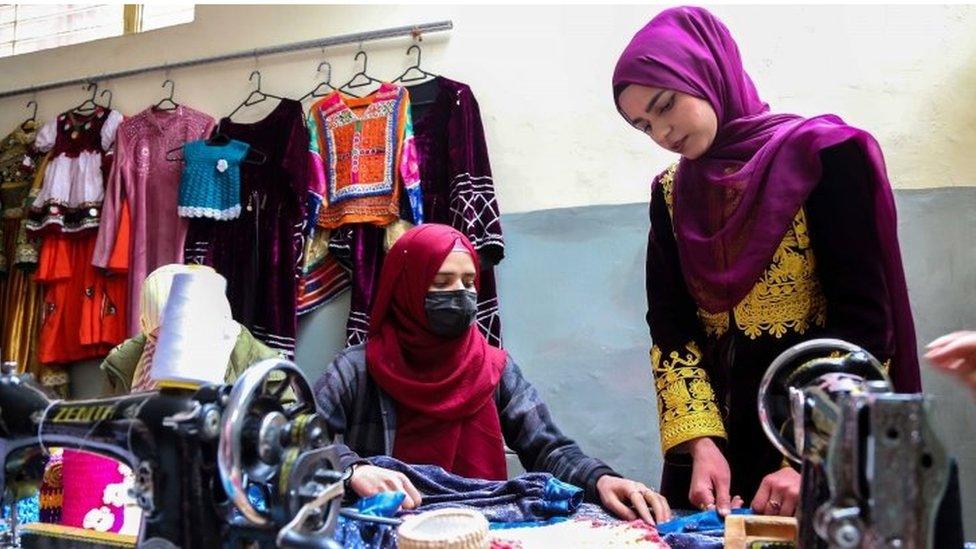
top-left (724, 514), bottom-right (798, 549)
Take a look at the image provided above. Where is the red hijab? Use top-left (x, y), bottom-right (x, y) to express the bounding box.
top-left (366, 224), bottom-right (509, 479)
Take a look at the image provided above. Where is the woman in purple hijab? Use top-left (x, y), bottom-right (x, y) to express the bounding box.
top-left (612, 6), bottom-right (921, 517)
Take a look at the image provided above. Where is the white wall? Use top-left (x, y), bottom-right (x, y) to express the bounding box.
top-left (0, 5), bottom-right (974, 217)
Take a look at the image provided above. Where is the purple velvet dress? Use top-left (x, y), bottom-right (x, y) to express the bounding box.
top-left (327, 78), bottom-right (506, 348)
top-left (406, 76), bottom-right (505, 346)
top-left (184, 99), bottom-right (308, 358)
top-left (328, 224), bottom-right (385, 346)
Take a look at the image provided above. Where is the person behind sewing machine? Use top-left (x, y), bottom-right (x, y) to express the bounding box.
top-left (926, 331), bottom-right (976, 397)
top-left (313, 223), bottom-right (672, 524)
top-left (99, 263), bottom-right (280, 395)
top-left (611, 7), bottom-right (922, 517)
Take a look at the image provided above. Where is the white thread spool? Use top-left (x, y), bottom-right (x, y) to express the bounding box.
top-left (150, 270), bottom-right (240, 387)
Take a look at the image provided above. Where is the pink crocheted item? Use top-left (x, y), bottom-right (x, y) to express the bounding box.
top-left (60, 450), bottom-right (125, 533)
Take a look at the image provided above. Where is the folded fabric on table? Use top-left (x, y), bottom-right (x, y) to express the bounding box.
top-left (366, 456), bottom-right (584, 524)
top-left (657, 508), bottom-right (754, 549)
top-left (333, 494), bottom-right (401, 549)
top-left (490, 503), bottom-right (668, 548)
top-left (657, 508), bottom-right (753, 535)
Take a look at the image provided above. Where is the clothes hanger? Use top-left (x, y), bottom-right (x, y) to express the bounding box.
top-left (167, 72), bottom-right (271, 164)
top-left (392, 45), bottom-right (437, 84)
top-left (99, 88), bottom-right (113, 110)
top-left (71, 82), bottom-right (101, 115)
top-left (20, 100), bottom-right (37, 131)
top-left (224, 70), bottom-right (289, 121)
top-left (300, 61), bottom-right (336, 102)
top-left (164, 140), bottom-right (268, 165)
top-left (154, 79), bottom-right (179, 111)
top-left (339, 50), bottom-right (383, 98)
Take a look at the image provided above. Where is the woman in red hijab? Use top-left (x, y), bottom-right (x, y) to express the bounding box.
top-left (314, 223), bottom-right (671, 523)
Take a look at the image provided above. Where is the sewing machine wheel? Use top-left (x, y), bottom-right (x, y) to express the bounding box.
top-left (758, 338), bottom-right (890, 465)
top-left (218, 358), bottom-right (319, 527)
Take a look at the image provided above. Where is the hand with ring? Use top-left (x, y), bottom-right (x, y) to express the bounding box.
top-left (752, 467), bottom-right (800, 516)
top-left (595, 475), bottom-right (672, 524)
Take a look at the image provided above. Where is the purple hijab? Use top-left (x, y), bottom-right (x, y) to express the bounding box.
top-left (613, 6), bottom-right (920, 391)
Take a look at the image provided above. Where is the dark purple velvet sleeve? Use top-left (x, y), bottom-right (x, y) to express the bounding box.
top-left (645, 176), bottom-right (727, 454)
top-left (282, 102), bottom-right (311, 212)
top-left (805, 142), bottom-right (897, 364)
top-left (447, 87), bottom-right (504, 266)
top-left (646, 180), bottom-right (709, 353)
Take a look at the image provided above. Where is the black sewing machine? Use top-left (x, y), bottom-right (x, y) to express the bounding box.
top-left (0, 359), bottom-right (345, 548)
top-left (758, 339), bottom-right (964, 548)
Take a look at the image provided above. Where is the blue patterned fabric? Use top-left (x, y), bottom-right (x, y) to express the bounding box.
top-left (657, 508), bottom-right (752, 534)
top-left (333, 493), bottom-right (402, 549)
top-left (657, 509), bottom-right (754, 549)
top-left (334, 516), bottom-right (397, 549)
top-left (0, 492), bottom-right (40, 531)
top-left (178, 139), bottom-right (250, 220)
top-left (350, 492), bottom-right (404, 518)
top-left (333, 458), bottom-right (586, 549)
top-left (663, 531), bottom-right (725, 549)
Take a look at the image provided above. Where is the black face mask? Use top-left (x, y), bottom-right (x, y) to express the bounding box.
top-left (425, 290), bottom-right (478, 338)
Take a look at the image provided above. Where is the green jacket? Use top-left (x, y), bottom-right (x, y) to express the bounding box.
top-left (99, 325), bottom-right (281, 396)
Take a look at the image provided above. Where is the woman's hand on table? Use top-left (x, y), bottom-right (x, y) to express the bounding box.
top-left (348, 464), bottom-right (424, 510)
top-left (685, 437), bottom-right (743, 516)
top-left (751, 467), bottom-right (800, 516)
top-left (596, 475), bottom-right (672, 525)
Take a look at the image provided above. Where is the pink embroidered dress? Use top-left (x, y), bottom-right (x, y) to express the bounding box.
top-left (93, 106), bottom-right (215, 336)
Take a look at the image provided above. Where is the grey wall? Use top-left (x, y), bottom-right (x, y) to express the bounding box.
top-left (70, 188), bottom-right (976, 535)
top-left (896, 188), bottom-right (976, 538)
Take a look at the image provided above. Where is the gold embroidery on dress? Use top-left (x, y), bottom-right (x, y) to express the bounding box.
top-left (651, 342), bottom-right (726, 452)
top-left (658, 165), bottom-right (827, 340)
top-left (729, 208), bottom-right (827, 339)
top-left (659, 163), bottom-right (678, 211)
top-left (698, 309), bottom-right (730, 337)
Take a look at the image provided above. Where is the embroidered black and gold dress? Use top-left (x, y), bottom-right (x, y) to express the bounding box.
top-left (646, 145), bottom-right (900, 506)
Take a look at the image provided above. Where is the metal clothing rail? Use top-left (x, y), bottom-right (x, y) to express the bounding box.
top-left (0, 20), bottom-right (453, 100)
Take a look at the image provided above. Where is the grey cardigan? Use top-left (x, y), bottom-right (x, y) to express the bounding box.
top-left (312, 344), bottom-right (619, 502)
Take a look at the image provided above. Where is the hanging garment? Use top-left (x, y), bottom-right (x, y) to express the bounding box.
top-left (27, 106), bottom-right (122, 234)
top-left (35, 231), bottom-right (127, 364)
top-left (31, 108), bottom-right (127, 366)
top-left (328, 224), bottom-right (385, 345)
top-left (303, 83), bottom-right (423, 343)
top-left (6, 153), bottom-right (69, 393)
top-left (177, 139), bottom-right (249, 220)
top-left (0, 122), bottom-right (48, 386)
top-left (93, 105), bottom-right (215, 336)
top-left (307, 83), bottom-right (423, 230)
top-left (184, 99), bottom-right (308, 358)
top-left (406, 76), bottom-right (505, 346)
top-left (295, 229), bottom-right (349, 316)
